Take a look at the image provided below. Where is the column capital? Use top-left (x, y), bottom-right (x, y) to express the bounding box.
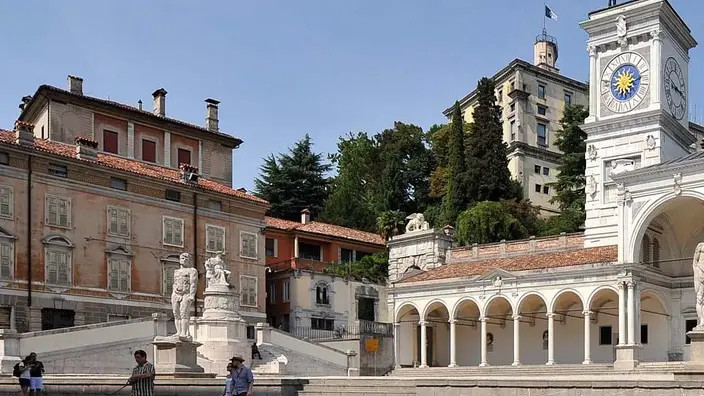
top-left (617, 281), bottom-right (626, 291)
top-left (650, 28), bottom-right (663, 42)
top-left (448, 319), bottom-right (457, 324)
top-left (546, 313), bottom-right (555, 319)
top-left (478, 317), bottom-right (488, 323)
top-left (512, 315), bottom-right (521, 321)
top-left (587, 44), bottom-right (597, 56)
top-left (418, 320), bottom-right (428, 326)
top-left (626, 280), bottom-right (637, 289)
top-left (393, 322), bottom-right (401, 328)
top-left (583, 310), bottom-right (593, 316)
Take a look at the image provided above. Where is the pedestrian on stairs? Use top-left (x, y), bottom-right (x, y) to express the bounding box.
top-left (229, 355), bottom-right (253, 396)
top-left (251, 343), bottom-right (262, 360)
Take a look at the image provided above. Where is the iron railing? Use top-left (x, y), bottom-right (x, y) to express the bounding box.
top-left (284, 320), bottom-right (393, 342)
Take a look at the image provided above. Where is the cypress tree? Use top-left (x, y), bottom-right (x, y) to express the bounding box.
top-left (442, 101), bottom-right (469, 225)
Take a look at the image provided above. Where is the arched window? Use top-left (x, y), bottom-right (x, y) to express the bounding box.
top-left (652, 237), bottom-right (661, 269)
top-left (641, 234), bottom-right (651, 264)
top-left (316, 283), bottom-right (330, 305)
top-left (42, 235), bottom-right (75, 286)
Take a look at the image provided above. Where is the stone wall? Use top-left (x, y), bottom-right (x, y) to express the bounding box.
top-left (387, 229), bottom-right (453, 283)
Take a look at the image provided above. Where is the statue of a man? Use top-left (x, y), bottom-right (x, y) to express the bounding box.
top-left (172, 252), bottom-right (198, 339)
top-left (694, 243), bottom-right (704, 330)
top-left (205, 253), bottom-right (231, 289)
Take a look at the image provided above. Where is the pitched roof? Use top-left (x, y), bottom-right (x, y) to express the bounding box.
top-left (265, 217), bottom-right (385, 246)
top-left (0, 129), bottom-right (267, 205)
top-left (398, 245), bottom-right (617, 283)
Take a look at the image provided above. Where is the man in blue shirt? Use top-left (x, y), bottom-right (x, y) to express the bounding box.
top-left (228, 355), bottom-right (253, 396)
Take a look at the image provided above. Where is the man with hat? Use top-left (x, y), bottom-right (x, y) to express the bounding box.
top-left (228, 355), bottom-right (253, 396)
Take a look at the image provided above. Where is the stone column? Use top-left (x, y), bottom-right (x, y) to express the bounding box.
top-left (294, 236), bottom-right (300, 258)
top-left (546, 313), bottom-right (555, 365)
top-left (419, 321), bottom-right (428, 368)
top-left (479, 318), bottom-right (488, 367)
top-left (650, 28), bottom-right (662, 108)
top-left (586, 44), bottom-right (598, 122)
top-left (512, 315), bottom-right (521, 366)
top-left (127, 121), bottom-right (135, 159)
top-left (163, 131), bottom-right (171, 167)
top-left (448, 319), bottom-right (457, 367)
top-left (618, 281), bottom-right (627, 345)
top-left (627, 281), bottom-right (636, 345)
top-left (583, 311), bottom-right (592, 364)
top-left (394, 323), bottom-right (401, 369)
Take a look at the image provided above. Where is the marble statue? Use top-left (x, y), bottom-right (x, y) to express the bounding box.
top-left (171, 252), bottom-right (198, 340)
top-left (694, 242), bottom-right (704, 330)
top-left (405, 213), bottom-right (430, 233)
top-left (609, 159), bottom-right (636, 176)
top-left (205, 253), bottom-right (231, 290)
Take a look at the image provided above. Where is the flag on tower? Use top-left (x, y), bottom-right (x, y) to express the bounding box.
top-left (545, 5), bottom-right (558, 20)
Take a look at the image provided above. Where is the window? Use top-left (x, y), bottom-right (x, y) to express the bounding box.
top-left (240, 232), bottom-right (258, 259)
top-left (537, 123), bottom-right (547, 146)
top-left (0, 241), bottom-right (13, 279)
top-left (510, 102), bottom-right (516, 112)
top-left (686, 319), bottom-right (698, 344)
top-left (599, 326), bottom-right (612, 345)
top-left (45, 195), bottom-right (71, 228)
top-left (641, 324), bottom-right (649, 344)
top-left (107, 206), bottom-right (130, 238)
top-left (110, 177), bottom-right (127, 191)
top-left (0, 152), bottom-right (8, 165)
top-left (165, 189), bottom-right (181, 202)
top-left (538, 84), bottom-right (546, 99)
top-left (299, 242), bottom-right (321, 261)
top-left (282, 280), bottom-right (289, 302)
top-left (41, 308), bottom-right (74, 331)
top-left (534, 165), bottom-right (541, 174)
top-left (564, 92), bottom-right (572, 106)
top-left (142, 139), bottom-right (156, 163)
top-left (652, 237), bottom-right (661, 268)
top-left (510, 120), bottom-right (516, 141)
top-left (535, 184), bottom-right (542, 193)
top-left (208, 200), bottom-right (222, 211)
top-left (0, 186), bottom-right (12, 218)
top-left (48, 163), bottom-right (67, 178)
top-left (311, 318), bottom-right (334, 331)
top-left (162, 216), bottom-right (184, 247)
top-left (206, 225), bottom-right (225, 253)
top-left (269, 283), bottom-right (276, 304)
top-left (316, 283), bottom-right (330, 305)
top-left (46, 249), bottom-right (71, 286)
top-left (340, 248), bottom-right (354, 263)
top-left (358, 297), bottom-right (375, 321)
top-left (240, 275), bottom-right (258, 307)
top-left (543, 167), bottom-right (549, 176)
top-left (537, 105), bottom-right (547, 116)
top-left (161, 255), bottom-right (180, 296)
top-left (543, 185), bottom-right (550, 195)
top-left (642, 234), bottom-right (651, 264)
top-left (177, 148), bottom-right (191, 166)
top-left (108, 258), bottom-right (131, 293)
top-left (103, 130), bottom-right (118, 154)
top-left (265, 238), bottom-right (277, 258)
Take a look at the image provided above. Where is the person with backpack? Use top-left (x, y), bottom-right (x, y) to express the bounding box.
top-left (13, 355), bottom-right (33, 396)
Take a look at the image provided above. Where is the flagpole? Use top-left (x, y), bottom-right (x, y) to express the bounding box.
top-left (543, 1), bottom-right (546, 33)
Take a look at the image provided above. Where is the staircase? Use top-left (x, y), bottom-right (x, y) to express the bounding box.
top-left (298, 378), bottom-right (416, 396)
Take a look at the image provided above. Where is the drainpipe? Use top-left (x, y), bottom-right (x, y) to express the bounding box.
top-left (27, 154), bottom-right (32, 306)
top-left (193, 191), bottom-right (198, 317)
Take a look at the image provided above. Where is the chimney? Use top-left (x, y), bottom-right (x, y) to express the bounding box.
top-left (138, 100), bottom-right (143, 111)
top-left (19, 95), bottom-right (32, 112)
top-left (205, 98), bottom-right (220, 132)
top-left (301, 208), bottom-right (311, 224)
top-left (68, 75), bottom-right (83, 95)
top-left (152, 88), bottom-right (167, 117)
top-left (14, 120), bottom-right (35, 146)
top-left (74, 136), bottom-right (99, 161)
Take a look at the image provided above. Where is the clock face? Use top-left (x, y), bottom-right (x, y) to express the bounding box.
top-left (664, 57), bottom-right (686, 120)
top-left (600, 52), bottom-right (650, 114)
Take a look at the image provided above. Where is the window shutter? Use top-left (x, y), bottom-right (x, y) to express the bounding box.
top-left (207, 227), bottom-right (215, 251)
top-left (164, 218), bottom-right (173, 244)
top-left (119, 209), bottom-right (129, 236)
top-left (216, 228), bottom-right (224, 251)
top-left (174, 220), bottom-right (182, 245)
top-left (120, 260), bottom-right (131, 292)
top-left (59, 199), bottom-right (69, 226)
top-left (47, 197), bottom-right (57, 225)
top-left (164, 266), bottom-right (175, 295)
top-left (109, 208), bottom-right (118, 234)
top-left (58, 252), bottom-right (69, 285)
top-left (47, 252), bottom-right (57, 284)
top-left (0, 188), bottom-right (10, 216)
top-left (109, 260), bottom-right (119, 290)
top-left (0, 244), bottom-right (10, 278)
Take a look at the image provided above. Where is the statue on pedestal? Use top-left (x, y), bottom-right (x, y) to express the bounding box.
top-left (694, 243), bottom-right (704, 330)
top-left (171, 252), bottom-right (198, 340)
top-left (205, 253), bottom-right (231, 290)
top-left (405, 213), bottom-right (430, 233)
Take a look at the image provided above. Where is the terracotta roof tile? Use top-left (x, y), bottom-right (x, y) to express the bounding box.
top-left (0, 129), bottom-right (267, 205)
top-left (265, 217), bottom-right (385, 246)
top-left (398, 245), bottom-right (617, 283)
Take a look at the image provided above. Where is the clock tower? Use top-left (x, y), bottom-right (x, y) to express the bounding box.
top-left (579, 0), bottom-right (697, 248)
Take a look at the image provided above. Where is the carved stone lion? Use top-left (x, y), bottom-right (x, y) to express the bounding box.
top-left (405, 213), bottom-right (430, 233)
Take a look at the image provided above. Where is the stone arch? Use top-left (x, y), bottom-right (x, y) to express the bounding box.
top-left (640, 288), bottom-right (670, 316)
top-left (517, 292), bottom-right (548, 314)
top-left (549, 288), bottom-right (586, 313)
top-left (640, 288), bottom-right (671, 362)
top-left (586, 285), bottom-right (619, 310)
top-left (451, 296), bottom-right (481, 320)
top-left (395, 301), bottom-right (420, 323)
top-left (481, 294), bottom-right (515, 318)
top-left (628, 191), bottom-right (704, 264)
top-left (422, 299), bottom-right (451, 320)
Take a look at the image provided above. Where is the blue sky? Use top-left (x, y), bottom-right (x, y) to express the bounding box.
top-left (0, 0), bottom-right (702, 191)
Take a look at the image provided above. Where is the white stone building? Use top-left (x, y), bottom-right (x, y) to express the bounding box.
top-left (389, 0), bottom-right (704, 371)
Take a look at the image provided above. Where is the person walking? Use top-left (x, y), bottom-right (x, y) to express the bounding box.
top-left (28, 352), bottom-right (44, 395)
top-left (13, 355), bottom-right (32, 396)
top-left (222, 362), bottom-right (234, 396)
top-left (228, 355), bottom-right (253, 396)
top-left (128, 350), bottom-right (155, 396)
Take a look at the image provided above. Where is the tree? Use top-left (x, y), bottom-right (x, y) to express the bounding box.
top-left (465, 78), bottom-right (515, 202)
top-left (254, 134), bottom-right (331, 220)
top-left (548, 104), bottom-right (589, 214)
top-left (442, 102), bottom-right (470, 225)
top-left (324, 252), bottom-right (389, 283)
top-left (376, 210), bottom-right (406, 241)
top-left (321, 133), bottom-right (378, 231)
top-left (455, 201), bottom-right (536, 246)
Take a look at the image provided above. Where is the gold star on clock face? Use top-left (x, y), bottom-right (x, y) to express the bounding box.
top-left (613, 68), bottom-right (636, 96)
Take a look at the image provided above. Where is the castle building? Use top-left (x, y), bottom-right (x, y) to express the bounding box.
top-left (390, 0), bottom-right (703, 371)
top-left (0, 76), bottom-right (269, 332)
top-left (443, 31), bottom-right (588, 215)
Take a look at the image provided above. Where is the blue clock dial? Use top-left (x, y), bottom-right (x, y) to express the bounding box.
top-left (610, 64), bottom-right (641, 101)
top-left (600, 52), bottom-right (650, 114)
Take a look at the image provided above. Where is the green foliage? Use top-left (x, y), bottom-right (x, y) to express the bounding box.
top-left (376, 210), bottom-right (406, 240)
top-left (442, 102), bottom-right (470, 225)
top-left (455, 200), bottom-right (535, 246)
top-left (254, 134), bottom-right (331, 221)
top-left (538, 209), bottom-right (585, 236)
top-left (324, 252), bottom-right (390, 283)
top-left (465, 78), bottom-right (516, 202)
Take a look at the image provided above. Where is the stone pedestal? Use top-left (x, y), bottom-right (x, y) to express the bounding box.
top-left (0, 329), bottom-right (20, 374)
top-left (191, 285), bottom-right (249, 376)
top-left (152, 338), bottom-right (214, 378)
top-left (674, 330), bottom-right (704, 380)
top-left (613, 344), bottom-right (640, 371)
